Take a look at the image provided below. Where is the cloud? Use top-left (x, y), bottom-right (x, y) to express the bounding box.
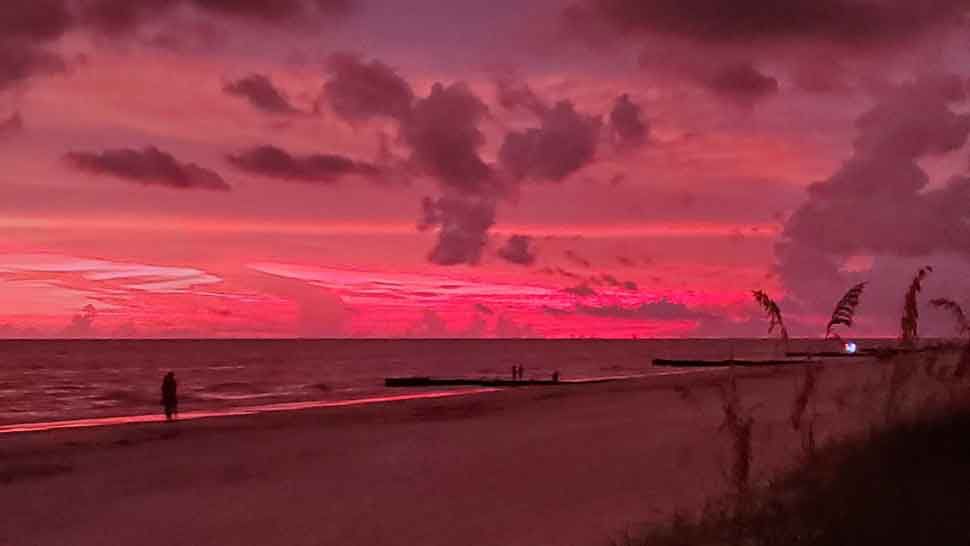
top-left (418, 195), bottom-right (496, 265)
top-left (564, 250), bottom-right (592, 268)
top-left (319, 60), bottom-right (638, 267)
top-left (322, 53), bottom-right (415, 123)
top-left (406, 309), bottom-right (450, 337)
top-left (781, 76), bottom-right (970, 260)
top-left (66, 146), bottom-right (230, 191)
top-left (495, 314), bottom-right (536, 338)
top-left (776, 74), bottom-right (970, 323)
top-left (564, 0), bottom-right (970, 104)
top-left (543, 305), bottom-right (572, 317)
top-left (0, 112), bottom-right (24, 137)
top-left (703, 62), bottom-right (779, 107)
top-left (403, 83), bottom-right (506, 265)
top-left (540, 267), bottom-right (582, 280)
top-left (76, 0), bottom-right (165, 36)
top-left (0, 42), bottom-right (66, 91)
top-left (608, 93), bottom-right (648, 148)
top-left (79, 0), bottom-right (354, 34)
top-left (61, 304), bottom-right (98, 338)
top-left (564, 282), bottom-right (597, 296)
top-left (497, 234), bottom-right (537, 266)
top-left (182, 0), bottom-right (353, 22)
top-left (499, 99), bottom-right (601, 181)
top-left (564, 0), bottom-right (969, 50)
top-left (0, 0), bottom-right (355, 88)
top-left (228, 145), bottom-right (379, 183)
top-left (589, 273), bottom-right (638, 291)
top-left (224, 74), bottom-right (299, 114)
top-left (248, 269), bottom-right (348, 337)
top-left (0, 1), bottom-right (73, 42)
top-left (402, 82), bottom-right (495, 193)
top-left (494, 76), bottom-right (547, 115)
top-left (322, 57), bottom-right (501, 266)
top-left (0, 1), bottom-right (70, 88)
top-left (577, 300), bottom-right (711, 321)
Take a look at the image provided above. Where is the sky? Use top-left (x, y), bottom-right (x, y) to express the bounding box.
top-left (2, 0), bottom-right (970, 338)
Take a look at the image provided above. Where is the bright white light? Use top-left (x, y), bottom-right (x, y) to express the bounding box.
top-left (844, 341), bottom-right (857, 354)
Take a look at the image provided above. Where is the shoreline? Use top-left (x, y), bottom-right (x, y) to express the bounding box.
top-left (0, 370), bottom-right (710, 436)
top-left (2, 356), bottom-right (910, 546)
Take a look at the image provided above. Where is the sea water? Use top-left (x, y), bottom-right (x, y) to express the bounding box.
top-left (0, 338), bottom-right (889, 426)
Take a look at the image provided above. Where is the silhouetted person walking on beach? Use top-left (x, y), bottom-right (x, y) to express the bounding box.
top-left (161, 371), bottom-right (178, 421)
top-left (512, 365), bottom-right (518, 380)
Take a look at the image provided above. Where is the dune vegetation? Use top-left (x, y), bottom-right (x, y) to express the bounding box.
top-left (618, 268), bottom-right (970, 546)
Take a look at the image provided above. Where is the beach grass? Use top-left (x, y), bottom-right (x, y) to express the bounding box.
top-left (617, 350), bottom-right (970, 546)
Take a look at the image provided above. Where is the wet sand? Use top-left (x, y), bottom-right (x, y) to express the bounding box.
top-left (0, 358), bottom-right (924, 546)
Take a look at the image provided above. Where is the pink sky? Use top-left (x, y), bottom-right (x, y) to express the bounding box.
top-left (2, 0), bottom-right (970, 338)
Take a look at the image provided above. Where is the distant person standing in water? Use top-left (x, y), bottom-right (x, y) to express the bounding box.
top-left (161, 371), bottom-right (178, 421)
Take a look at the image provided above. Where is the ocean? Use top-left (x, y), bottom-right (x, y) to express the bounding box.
top-left (0, 338), bottom-right (886, 426)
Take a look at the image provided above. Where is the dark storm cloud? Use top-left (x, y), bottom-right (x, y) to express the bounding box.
top-left (78, 0), bottom-right (353, 34)
top-left (419, 196), bottom-right (496, 266)
top-left (0, 1), bottom-right (74, 41)
top-left (323, 53), bottom-right (415, 123)
top-left (0, 0), bottom-right (356, 89)
top-left (186, 0), bottom-right (352, 21)
top-left (224, 74), bottom-right (299, 114)
top-left (2, 0), bottom-right (352, 38)
top-left (781, 76), bottom-right (970, 259)
top-left (0, 1), bottom-right (71, 91)
top-left (398, 82), bottom-right (500, 265)
top-left (320, 59), bottom-right (646, 266)
top-left (75, 0), bottom-right (166, 35)
top-left (402, 82), bottom-right (495, 194)
top-left (776, 74), bottom-right (970, 318)
top-left (564, 0), bottom-right (970, 49)
top-left (608, 94), bottom-right (648, 148)
top-left (0, 43), bottom-right (66, 91)
top-left (0, 113), bottom-right (24, 137)
top-left (499, 100), bottom-right (601, 182)
top-left (66, 146), bottom-right (230, 191)
top-left (704, 63), bottom-right (779, 107)
top-left (566, 0), bottom-right (970, 104)
top-left (497, 234), bottom-right (537, 266)
top-left (321, 56), bottom-right (498, 266)
top-left (228, 145), bottom-right (380, 183)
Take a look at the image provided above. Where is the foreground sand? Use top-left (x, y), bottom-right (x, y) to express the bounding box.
top-left (0, 357), bottom-right (938, 546)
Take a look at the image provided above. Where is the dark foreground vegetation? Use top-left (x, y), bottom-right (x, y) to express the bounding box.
top-left (620, 400), bottom-right (970, 546)
top-left (619, 270), bottom-right (970, 545)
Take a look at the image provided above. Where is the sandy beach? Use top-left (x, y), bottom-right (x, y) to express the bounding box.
top-left (0, 357), bottom-right (934, 546)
